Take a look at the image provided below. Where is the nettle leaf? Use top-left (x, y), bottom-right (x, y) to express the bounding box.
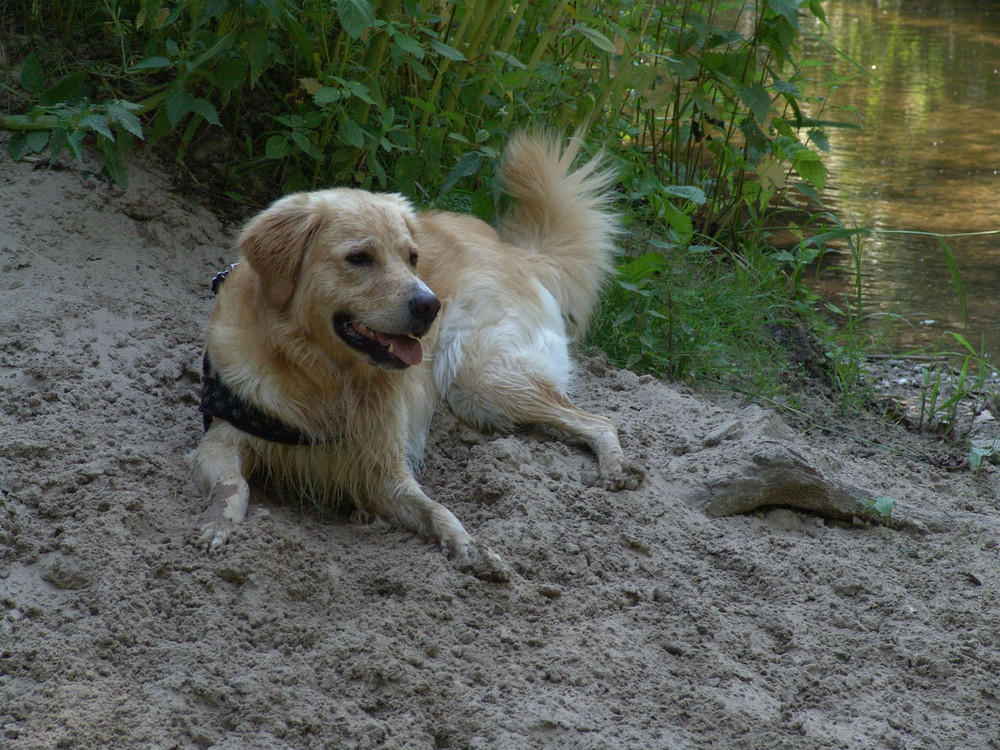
top-left (314, 87), bottom-right (342, 105)
top-left (164, 83), bottom-right (220, 128)
top-left (337, 0), bottom-right (374, 39)
top-left (40, 71), bottom-right (88, 106)
top-left (25, 129), bottom-right (50, 153)
top-left (767, 0), bottom-right (802, 29)
top-left (660, 200), bottom-right (693, 239)
top-left (808, 128), bottom-right (829, 153)
top-left (20, 53), bottom-right (44, 95)
top-left (339, 116), bottom-right (365, 149)
top-left (187, 95), bottom-right (220, 126)
top-left (107, 102), bottom-right (145, 139)
top-left (244, 28), bottom-right (271, 84)
top-left (80, 114), bottom-right (115, 140)
top-left (342, 80), bottom-right (376, 106)
top-left (66, 129), bottom-right (86, 160)
top-left (661, 185), bottom-right (707, 205)
top-left (8, 132), bottom-right (28, 161)
top-left (737, 83), bottom-right (771, 125)
top-left (439, 151), bottom-right (483, 195)
top-left (165, 82), bottom-right (188, 127)
top-left (792, 148), bottom-right (826, 191)
top-left (871, 495), bottom-right (896, 518)
top-left (289, 131), bottom-right (323, 161)
top-left (392, 32), bottom-right (425, 58)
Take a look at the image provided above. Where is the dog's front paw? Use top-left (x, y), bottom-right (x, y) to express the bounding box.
top-left (444, 538), bottom-right (513, 583)
top-left (195, 518), bottom-right (235, 553)
top-left (600, 456), bottom-right (645, 492)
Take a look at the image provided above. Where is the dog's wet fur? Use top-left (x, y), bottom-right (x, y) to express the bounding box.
top-left (191, 133), bottom-right (643, 575)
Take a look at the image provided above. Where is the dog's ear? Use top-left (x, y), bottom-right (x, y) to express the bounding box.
top-left (239, 195), bottom-right (322, 309)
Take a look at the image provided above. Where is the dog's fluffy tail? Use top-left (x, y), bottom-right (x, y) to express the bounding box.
top-left (498, 132), bottom-right (619, 340)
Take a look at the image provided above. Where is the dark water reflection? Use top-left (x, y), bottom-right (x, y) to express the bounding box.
top-left (806, 0), bottom-right (1000, 357)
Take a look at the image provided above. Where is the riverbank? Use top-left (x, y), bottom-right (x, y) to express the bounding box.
top-left (2, 151), bottom-right (999, 749)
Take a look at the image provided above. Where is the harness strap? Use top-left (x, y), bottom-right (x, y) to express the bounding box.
top-left (199, 263), bottom-right (319, 446)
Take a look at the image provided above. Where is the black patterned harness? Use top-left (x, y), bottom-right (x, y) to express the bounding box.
top-left (198, 264), bottom-right (317, 446)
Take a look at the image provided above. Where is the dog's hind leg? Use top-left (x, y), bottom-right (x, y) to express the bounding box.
top-left (448, 373), bottom-right (644, 491)
top-left (191, 426), bottom-right (251, 552)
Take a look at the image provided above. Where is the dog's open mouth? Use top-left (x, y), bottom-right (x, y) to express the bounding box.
top-left (333, 314), bottom-right (424, 369)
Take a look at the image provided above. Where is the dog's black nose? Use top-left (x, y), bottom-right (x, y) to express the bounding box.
top-left (409, 290), bottom-right (441, 332)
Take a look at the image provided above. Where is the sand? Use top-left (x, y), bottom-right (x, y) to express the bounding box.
top-left (1, 151), bottom-right (998, 750)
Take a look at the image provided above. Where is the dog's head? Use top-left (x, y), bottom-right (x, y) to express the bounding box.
top-left (238, 189), bottom-right (439, 370)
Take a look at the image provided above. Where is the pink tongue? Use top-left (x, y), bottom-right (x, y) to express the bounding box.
top-left (374, 332), bottom-right (423, 366)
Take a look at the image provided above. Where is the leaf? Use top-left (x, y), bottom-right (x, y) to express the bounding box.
top-left (392, 32), bottom-right (425, 59)
top-left (808, 127), bottom-right (829, 152)
top-left (244, 28), bottom-right (271, 84)
top-left (265, 135), bottom-right (290, 159)
top-left (130, 56), bottom-right (173, 72)
top-left (164, 82), bottom-right (188, 128)
top-left (661, 185), bottom-right (707, 205)
top-left (188, 96), bottom-right (221, 127)
top-left (429, 39), bottom-right (466, 61)
top-left (342, 80), bottom-right (376, 106)
top-left (102, 147), bottom-right (129, 187)
top-left (21, 53), bottom-right (44, 95)
top-left (403, 96), bottom-right (436, 114)
top-left (439, 151), bottom-right (483, 195)
top-left (289, 130), bottom-right (323, 161)
top-left (337, 0), bottom-right (374, 39)
top-left (619, 252), bottom-right (667, 283)
top-left (8, 132), bottom-right (28, 161)
top-left (314, 87), bottom-right (342, 105)
top-left (40, 71), bottom-right (88, 106)
top-left (767, 0), bottom-right (802, 29)
top-left (737, 83), bottom-right (771, 125)
top-left (792, 148), bottom-right (826, 191)
top-left (870, 495), bottom-right (896, 519)
top-left (339, 116), bottom-right (366, 149)
top-left (256, 0), bottom-right (283, 20)
top-left (107, 102), bottom-right (145, 139)
top-left (80, 114), bottom-right (115, 140)
top-left (567, 23), bottom-right (616, 53)
top-left (66, 128), bottom-right (86, 160)
top-left (24, 129), bottom-right (50, 153)
top-left (660, 200), bottom-right (693, 239)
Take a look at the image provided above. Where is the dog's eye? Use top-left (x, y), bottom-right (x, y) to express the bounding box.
top-left (409, 252), bottom-right (418, 267)
top-left (346, 251), bottom-right (373, 267)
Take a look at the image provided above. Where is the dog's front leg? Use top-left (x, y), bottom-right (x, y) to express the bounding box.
top-left (191, 428), bottom-right (251, 552)
top-left (370, 475), bottom-right (511, 582)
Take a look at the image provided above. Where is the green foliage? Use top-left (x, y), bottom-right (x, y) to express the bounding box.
top-left (5, 52), bottom-right (145, 185)
top-left (5, 0), bottom-right (833, 207)
top-left (915, 332), bottom-right (993, 438)
top-left (5, 0), bottom-right (631, 198)
top-left (6, 0), bottom-right (849, 400)
top-left (864, 495), bottom-right (896, 520)
top-left (588, 235), bottom-right (802, 394)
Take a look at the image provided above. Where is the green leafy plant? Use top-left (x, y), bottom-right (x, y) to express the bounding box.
top-left (863, 495), bottom-right (896, 521)
top-left (4, 53), bottom-right (145, 185)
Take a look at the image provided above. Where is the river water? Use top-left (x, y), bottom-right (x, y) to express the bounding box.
top-left (805, 0), bottom-right (1000, 359)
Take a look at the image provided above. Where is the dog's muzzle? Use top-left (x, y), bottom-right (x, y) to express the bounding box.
top-left (334, 288), bottom-right (441, 369)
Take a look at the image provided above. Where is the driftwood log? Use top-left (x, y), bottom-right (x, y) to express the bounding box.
top-left (687, 435), bottom-right (1000, 535)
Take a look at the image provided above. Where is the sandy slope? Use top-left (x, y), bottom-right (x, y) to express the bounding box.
top-left (1, 152), bottom-right (998, 750)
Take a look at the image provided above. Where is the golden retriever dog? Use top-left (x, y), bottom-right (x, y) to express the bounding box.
top-left (191, 132), bottom-right (643, 574)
